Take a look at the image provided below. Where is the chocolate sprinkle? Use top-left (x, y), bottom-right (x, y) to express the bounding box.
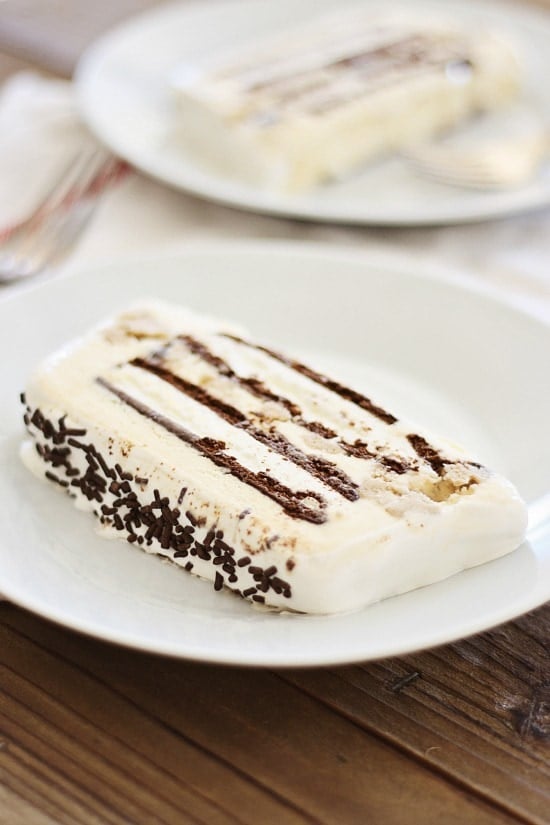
top-left (185, 509), bottom-right (198, 527)
top-left (25, 402), bottom-right (294, 606)
top-left (45, 471), bottom-right (68, 488)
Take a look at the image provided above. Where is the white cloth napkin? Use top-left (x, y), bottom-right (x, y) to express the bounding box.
top-left (0, 73), bottom-right (209, 264)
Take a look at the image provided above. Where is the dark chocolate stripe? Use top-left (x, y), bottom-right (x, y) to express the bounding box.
top-left (301, 420), bottom-right (337, 440)
top-left (340, 439), bottom-right (410, 474)
top-left (240, 35), bottom-right (466, 120)
top-left (133, 356), bottom-right (247, 425)
top-left (244, 34), bottom-right (450, 93)
top-left (332, 35), bottom-right (431, 70)
top-left (224, 334), bottom-right (397, 425)
top-left (306, 56), bottom-right (466, 116)
top-left (96, 377), bottom-right (327, 524)
top-left (179, 335), bottom-right (302, 416)
top-left (177, 336), bottom-right (392, 441)
top-left (174, 336), bottom-right (411, 472)
top-left (407, 434), bottom-right (447, 476)
top-left (131, 357), bottom-right (359, 501)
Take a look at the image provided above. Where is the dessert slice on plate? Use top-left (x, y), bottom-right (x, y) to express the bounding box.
top-left (172, 6), bottom-right (520, 191)
top-left (21, 301), bottom-right (527, 614)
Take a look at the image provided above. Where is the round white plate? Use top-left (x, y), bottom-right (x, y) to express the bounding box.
top-left (1, 242), bottom-right (549, 665)
top-left (75, 0), bottom-right (550, 226)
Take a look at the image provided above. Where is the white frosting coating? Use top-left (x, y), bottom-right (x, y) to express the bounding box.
top-left (172, 7), bottom-right (520, 191)
top-left (21, 301), bottom-right (527, 614)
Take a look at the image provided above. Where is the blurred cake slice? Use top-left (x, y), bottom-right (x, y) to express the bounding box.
top-left (20, 301), bottom-right (527, 614)
top-left (172, 7), bottom-right (520, 191)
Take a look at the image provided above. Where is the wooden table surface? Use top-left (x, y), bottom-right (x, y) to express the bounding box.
top-left (0, 2), bottom-right (549, 823)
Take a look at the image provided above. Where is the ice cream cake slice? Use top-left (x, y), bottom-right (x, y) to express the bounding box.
top-left (20, 301), bottom-right (527, 614)
top-left (172, 7), bottom-right (520, 191)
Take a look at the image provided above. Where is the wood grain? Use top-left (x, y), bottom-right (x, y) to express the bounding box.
top-left (284, 606), bottom-right (550, 825)
top-left (1, 603), bottom-right (536, 825)
top-left (0, 783), bottom-right (61, 825)
top-left (1, 613), bottom-right (306, 824)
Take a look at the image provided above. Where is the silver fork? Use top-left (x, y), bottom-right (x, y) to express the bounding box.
top-left (0, 147), bottom-right (123, 284)
top-left (403, 130), bottom-right (549, 191)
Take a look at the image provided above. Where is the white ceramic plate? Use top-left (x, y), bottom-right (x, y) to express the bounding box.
top-left (1, 242), bottom-right (549, 665)
top-left (75, 0), bottom-right (550, 226)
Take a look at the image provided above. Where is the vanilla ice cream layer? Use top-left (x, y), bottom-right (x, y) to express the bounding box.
top-left (172, 7), bottom-right (521, 191)
top-left (20, 301), bottom-right (527, 614)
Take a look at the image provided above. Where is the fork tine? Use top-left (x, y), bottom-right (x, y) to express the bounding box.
top-left (7, 146), bottom-right (99, 240)
top-left (14, 151), bottom-right (113, 268)
top-left (404, 152), bottom-right (511, 189)
top-left (403, 129), bottom-right (549, 189)
top-left (0, 150), bottom-right (119, 283)
top-left (409, 162), bottom-right (525, 189)
top-left (41, 198), bottom-right (101, 270)
top-left (57, 148), bottom-right (116, 208)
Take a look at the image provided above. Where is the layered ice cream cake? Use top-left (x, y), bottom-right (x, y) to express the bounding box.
top-left (172, 6), bottom-right (520, 191)
top-left (21, 301), bottom-right (527, 614)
